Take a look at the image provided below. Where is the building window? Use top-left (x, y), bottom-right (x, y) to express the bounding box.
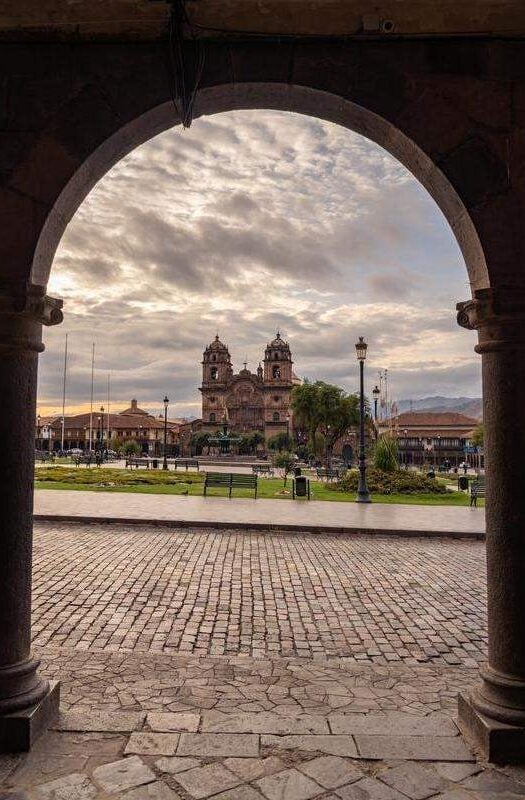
top-left (212, 354), bottom-right (216, 361)
top-left (210, 367), bottom-right (218, 380)
top-left (273, 395), bottom-right (280, 402)
top-left (273, 412), bottom-right (280, 422)
top-left (210, 396), bottom-right (216, 402)
top-left (209, 413), bottom-right (216, 423)
top-left (272, 366), bottom-right (281, 379)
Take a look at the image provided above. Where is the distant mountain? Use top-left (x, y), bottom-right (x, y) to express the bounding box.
top-left (396, 396), bottom-right (482, 420)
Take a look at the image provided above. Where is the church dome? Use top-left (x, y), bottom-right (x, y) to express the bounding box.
top-left (268, 331), bottom-right (290, 350)
top-left (206, 334), bottom-right (229, 352)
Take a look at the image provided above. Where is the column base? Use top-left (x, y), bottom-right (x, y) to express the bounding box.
top-left (0, 680), bottom-right (60, 752)
top-left (458, 691), bottom-right (525, 763)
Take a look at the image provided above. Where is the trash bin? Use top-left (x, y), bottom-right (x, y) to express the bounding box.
top-left (294, 466), bottom-right (302, 477)
top-left (458, 475), bottom-right (469, 491)
top-left (294, 476), bottom-right (310, 499)
top-left (152, 459), bottom-right (158, 469)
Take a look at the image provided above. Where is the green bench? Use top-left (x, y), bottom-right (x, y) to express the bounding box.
top-left (316, 467), bottom-right (342, 481)
top-left (470, 477), bottom-right (486, 507)
top-left (252, 464), bottom-right (274, 476)
top-left (204, 472), bottom-right (258, 498)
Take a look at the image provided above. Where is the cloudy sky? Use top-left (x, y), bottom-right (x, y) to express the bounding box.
top-left (39, 109), bottom-right (480, 419)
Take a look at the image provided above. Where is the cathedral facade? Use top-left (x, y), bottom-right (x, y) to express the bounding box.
top-left (200, 333), bottom-right (300, 441)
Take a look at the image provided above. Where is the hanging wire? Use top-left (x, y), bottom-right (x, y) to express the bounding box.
top-left (168, 0), bottom-right (206, 128)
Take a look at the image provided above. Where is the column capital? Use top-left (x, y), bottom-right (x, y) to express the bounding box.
top-left (457, 288), bottom-right (525, 353)
top-left (0, 283), bottom-right (63, 327)
top-left (0, 283), bottom-right (63, 354)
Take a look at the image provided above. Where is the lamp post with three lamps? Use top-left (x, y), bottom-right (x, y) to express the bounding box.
top-left (355, 337), bottom-right (371, 504)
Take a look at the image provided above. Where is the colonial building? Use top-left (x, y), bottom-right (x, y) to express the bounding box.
top-left (200, 333), bottom-right (301, 441)
top-left (379, 411), bottom-right (482, 468)
top-left (38, 399), bottom-right (182, 454)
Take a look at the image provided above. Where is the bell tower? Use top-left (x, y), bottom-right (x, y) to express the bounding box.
top-left (202, 335), bottom-right (232, 385)
top-left (263, 332), bottom-right (293, 383)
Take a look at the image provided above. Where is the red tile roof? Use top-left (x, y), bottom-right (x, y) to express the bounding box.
top-left (391, 411), bottom-right (479, 427)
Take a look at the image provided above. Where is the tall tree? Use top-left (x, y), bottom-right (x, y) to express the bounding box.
top-left (291, 380), bottom-right (360, 456)
top-left (472, 423), bottom-right (484, 447)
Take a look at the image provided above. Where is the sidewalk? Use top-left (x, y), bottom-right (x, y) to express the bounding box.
top-left (34, 489), bottom-right (485, 538)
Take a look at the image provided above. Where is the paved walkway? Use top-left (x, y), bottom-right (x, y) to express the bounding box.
top-left (2, 649), bottom-right (522, 800)
top-left (0, 521), bottom-right (503, 799)
top-left (31, 522), bottom-right (487, 665)
top-left (34, 490), bottom-right (485, 537)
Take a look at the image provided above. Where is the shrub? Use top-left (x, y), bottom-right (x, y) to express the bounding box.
top-left (373, 434), bottom-right (399, 472)
top-left (336, 468), bottom-right (449, 495)
top-left (272, 451), bottom-right (296, 486)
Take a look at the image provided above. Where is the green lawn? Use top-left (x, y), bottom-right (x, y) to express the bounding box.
top-left (34, 467), bottom-right (481, 505)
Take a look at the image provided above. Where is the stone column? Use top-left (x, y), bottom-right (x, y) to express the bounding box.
top-left (0, 284), bottom-right (62, 752)
top-left (457, 287), bottom-right (525, 763)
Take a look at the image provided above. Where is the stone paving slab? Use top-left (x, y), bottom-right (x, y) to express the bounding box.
top-left (53, 712), bottom-right (146, 733)
top-left (31, 522), bottom-right (487, 666)
top-left (147, 714), bottom-right (200, 733)
top-left (2, 649), bottom-right (525, 800)
top-left (262, 734), bottom-right (359, 758)
top-left (125, 733), bottom-right (180, 757)
top-left (354, 734), bottom-right (474, 761)
top-left (177, 733), bottom-right (260, 757)
top-left (34, 489), bottom-right (485, 537)
top-left (202, 711), bottom-right (330, 735)
top-left (92, 755), bottom-right (156, 793)
top-left (329, 712), bottom-right (458, 737)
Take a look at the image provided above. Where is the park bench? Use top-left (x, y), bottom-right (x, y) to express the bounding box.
top-left (470, 477), bottom-right (486, 507)
top-left (74, 455), bottom-right (94, 467)
top-left (252, 464), bottom-right (274, 476)
top-left (316, 467), bottom-right (342, 481)
top-left (204, 472), bottom-right (258, 498)
top-left (126, 457), bottom-right (153, 469)
top-left (174, 459), bottom-right (199, 471)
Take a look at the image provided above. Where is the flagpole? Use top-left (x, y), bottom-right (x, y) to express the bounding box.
top-left (89, 343), bottom-right (95, 452)
top-left (107, 373), bottom-right (110, 451)
top-left (61, 333), bottom-right (68, 452)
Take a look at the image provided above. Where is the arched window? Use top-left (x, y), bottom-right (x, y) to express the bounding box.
top-left (209, 413), bottom-right (216, 423)
top-left (212, 354), bottom-right (216, 361)
top-left (273, 412), bottom-right (280, 422)
top-left (272, 365), bottom-right (281, 379)
top-left (210, 367), bottom-right (218, 380)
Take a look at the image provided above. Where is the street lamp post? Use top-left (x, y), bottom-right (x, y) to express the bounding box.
top-left (37, 413), bottom-right (41, 451)
top-left (325, 424), bottom-right (331, 468)
top-left (372, 385), bottom-right (380, 421)
top-left (100, 406), bottom-right (104, 454)
top-left (355, 336), bottom-right (371, 503)
top-left (286, 413), bottom-right (290, 447)
top-left (163, 395), bottom-right (169, 470)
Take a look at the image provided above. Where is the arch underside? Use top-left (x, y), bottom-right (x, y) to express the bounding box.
top-left (31, 82), bottom-right (488, 293)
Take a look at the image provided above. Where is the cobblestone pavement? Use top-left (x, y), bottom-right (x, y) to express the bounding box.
top-left (0, 524), bottom-right (514, 800)
top-left (3, 650), bottom-right (525, 800)
top-left (32, 523), bottom-right (487, 666)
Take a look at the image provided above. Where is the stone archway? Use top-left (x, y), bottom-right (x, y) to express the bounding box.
top-left (1, 37), bottom-right (525, 761)
top-left (30, 82), bottom-right (489, 293)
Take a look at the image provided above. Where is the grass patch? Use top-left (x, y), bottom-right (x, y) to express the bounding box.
top-left (35, 466), bottom-right (204, 486)
top-left (35, 467), bottom-right (482, 505)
